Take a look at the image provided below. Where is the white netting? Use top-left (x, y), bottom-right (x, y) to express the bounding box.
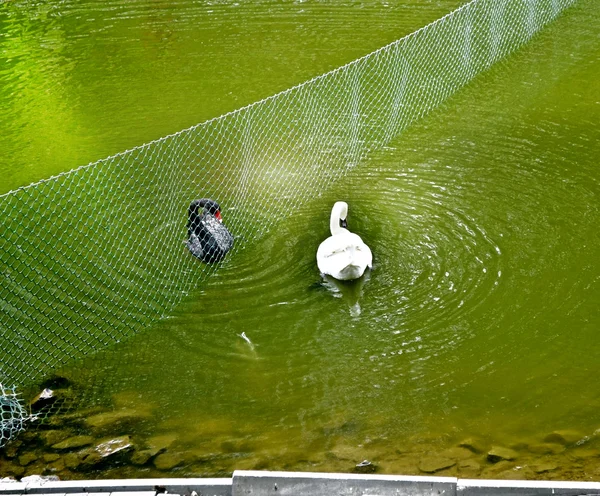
top-left (0, 385), bottom-right (28, 447)
top-left (0, 0), bottom-right (577, 447)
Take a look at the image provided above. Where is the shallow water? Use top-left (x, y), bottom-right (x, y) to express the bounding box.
top-left (2, 0), bottom-right (600, 482)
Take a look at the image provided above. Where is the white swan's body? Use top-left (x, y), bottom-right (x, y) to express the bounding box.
top-left (317, 201), bottom-right (372, 281)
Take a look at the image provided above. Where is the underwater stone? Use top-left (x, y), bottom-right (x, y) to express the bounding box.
top-left (487, 446), bottom-right (518, 463)
top-left (2, 462), bottom-right (25, 478)
top-left (528, 442), bottom-right (566, 455)
top-left (418, 456), bottom-right (456, 473)
top-left (458, 459), bottom-right (481, 474)
top-left (495, 466), bottom-right (535, 480)
top-left (568, 448), bottom-right (600, 460)
top-left (353, 459), bottom-right (376, 474)
top-left (544, 430), bottom-right (583, 446)
top-left (440, 446), bottom-right (474, 460)
top-left (94, 435), bottom-right (134, 458)
top-left (77, 450), bottom-right (104, 470)
top-left (481, 460), bottom-right (515, 478)
top-left (51, 406), bottom-right (105, 429)
top-left (131, 449), bottom-right (156, 466)
top-left (2, 440), bottom-right (22, 459)
top-left (85, 409), bottom-right (150, 435)
top-left (39, 429), bottom-right (72, 447)
top-left (52, 435), bottom-right (94, 450)
top-left (458, 437), bottom-right (487, 454)
top-left (47, 457), bottom-right (65, 473)
top-left (18, 453), bottom-right (37, 466)
top-left (130, 437), bottom-right (171, 466)
top-left (42, 453), bottom-right (61, 462)
top-left (63, 452), bottom-right (84, 470)
top-left (145, 434), bottom-right (177, 452)
top-left (534, 461), bottom-right (558, 473)
top-left (153, 452), bottom-right (185, 471)
top-left (62, 448), bottom-right (105, 471)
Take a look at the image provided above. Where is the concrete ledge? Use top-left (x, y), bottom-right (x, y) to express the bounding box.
top-left (458, 478), bottom-right (600, 495)
top-left (2, 473), bottom-right (600, 496)
top-left (0, 478), bottom-right (232, 496)
top-left (232, 470), bottom-right (456, 495)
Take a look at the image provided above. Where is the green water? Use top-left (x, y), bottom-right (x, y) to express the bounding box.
top-left (2, 0), bottom-right (600, 481)
top-left (0, 0), bottom-right (464, 194)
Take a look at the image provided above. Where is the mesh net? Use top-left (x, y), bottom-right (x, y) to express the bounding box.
top-left (0, 0), bottom-right (576, 447)
top-left (0, 385), bottom-right (28, 447)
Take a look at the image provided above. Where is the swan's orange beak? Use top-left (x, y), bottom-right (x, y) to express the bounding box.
top-left (215, 210), bottom-right (223, 223)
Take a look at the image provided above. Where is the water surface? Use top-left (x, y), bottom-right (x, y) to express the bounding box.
top-left (1, 0), bottom-right (599, 482)
top-left (0, 0), bottom-right (464, 193)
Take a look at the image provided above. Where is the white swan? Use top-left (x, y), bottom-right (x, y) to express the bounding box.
top-left (317, 201), bottom-right (372, 281)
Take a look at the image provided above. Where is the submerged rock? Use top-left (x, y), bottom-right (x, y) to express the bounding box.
top-left (481, 460), bottom-right (516, 478)
top-left (47, 457), bottom-right (66, 473)
top-left (458, 437), bottom-right (487, 454)
top-left (42, 453), bottom-right (61, 463)
top-left (18, 453), bottom-right (37, 466)
top-left (50, 406), bottom-right (105, 429)
top-left (76, 450), bottom-right (104, 470)
top-left (418, 456), bottom-right (456, 473)
top-left (1, 462), bottom-right (25, 478)
top-left (567, 447), bottom-right (600, 460)
top-left (60, 435), bottom-right (135, 472)
top-left (94, 435), bottom-right (134, 458)
top-left (52, 435), bottom-right (94, 450)
top-left (494, 466), bottom-right (535, 480)
top-left (2, 440), bottom-right (23, 459)
top-left (528, 443), bottom-right (566, 455)
top-left (39, 429), bottom-right (73, 447)
top-left (145, 434), bottom-right (177, 452)
top-left (458, 459), bottom-right (481, 476)
top-left (63, 452), bottom-right (86, 470)
top-left (353, 459), bottom-right (376, 474)
top-left (85, 409), bottom-right (150, 435)
top-left (153, 452), bottom-right (185, 471)
top-left (533, 461), bottom-right (558, 474)
top-left (131, 449), bottom-right (157, 466)
top-left (129, 435), bottom-right (174, 466)
top-left (487, 446), bottom-right (518, 463)
top-left (543, 430), bottom-right (583, 446)
top-left (440, 447), bottom-right (474, 460)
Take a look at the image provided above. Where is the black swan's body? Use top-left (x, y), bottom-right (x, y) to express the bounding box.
top-left (186, 199), bottom-right (233, 263)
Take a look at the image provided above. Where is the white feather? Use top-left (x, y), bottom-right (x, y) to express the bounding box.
top-left (316, 201), bottom-right (372, 281)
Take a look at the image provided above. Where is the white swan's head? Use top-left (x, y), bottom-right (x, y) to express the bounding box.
top-left (330, 201), bottom-right (349, 235)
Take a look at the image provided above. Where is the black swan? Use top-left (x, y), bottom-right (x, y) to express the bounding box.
top-left (186, 198), bottom-right (233, 263)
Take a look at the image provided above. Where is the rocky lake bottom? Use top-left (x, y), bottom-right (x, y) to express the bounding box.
top-left (2, 378), bottom-right (600, 482)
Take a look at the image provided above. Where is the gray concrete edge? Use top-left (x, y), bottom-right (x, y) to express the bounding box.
top-left (1, 472), bottom-right (600, 496)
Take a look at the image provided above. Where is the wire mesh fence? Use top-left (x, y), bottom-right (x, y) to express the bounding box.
top-left (0, 0), bottom-right (577, 447)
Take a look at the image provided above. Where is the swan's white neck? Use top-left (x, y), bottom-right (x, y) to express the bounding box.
top-left (329, 201), bottom-right (348, 235)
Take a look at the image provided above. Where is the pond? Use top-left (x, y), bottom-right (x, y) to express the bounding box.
top-left (1, 0), bottom-right (599, 483)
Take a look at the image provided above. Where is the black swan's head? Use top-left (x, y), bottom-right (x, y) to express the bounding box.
top-left (188, 198), bottom-right (222, 236)
top-left (189, 198), bottom-right (221, 219)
